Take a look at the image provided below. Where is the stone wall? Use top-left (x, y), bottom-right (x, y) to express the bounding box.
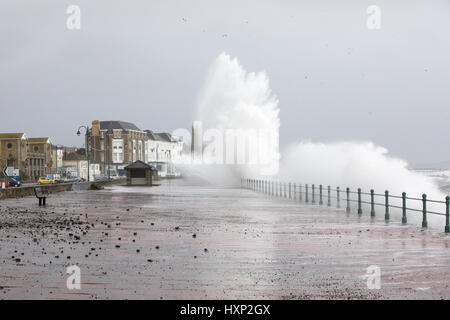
top-left (0, 183), bottom-right (73, 200)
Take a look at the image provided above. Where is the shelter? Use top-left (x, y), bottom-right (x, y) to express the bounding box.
top-left (124, 160), bottom-right (156, 186)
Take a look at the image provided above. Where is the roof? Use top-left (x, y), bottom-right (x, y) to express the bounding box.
top-left (64, 150), bottom-right (87, 161)
top-left (0, 133), bottom-right (26, 139)
top-left (124, 160), bottom-right (157, 170)
top-left (28, 137), bottom-right (51, 143)
top-left (100, 121), bottom-right (141, 134)
top-left (145, 130), bottom-right (176, 142)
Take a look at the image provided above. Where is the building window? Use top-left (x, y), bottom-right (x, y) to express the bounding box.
top-left (138, 141), bottom-right (143, 161)
top-left (112, 139), bottom-right (123, 163)
top-left (133, 139), bottom-right (137, 162)
top-left (34, 146), bottom-right (39, 152)
top-left (7, 143), bottom-right (12, 149)
top-left (144, 141), bottom-right (148, 162)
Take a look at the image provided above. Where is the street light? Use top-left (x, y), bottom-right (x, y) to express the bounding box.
top-left (76, 125), bottom-right (90, 182)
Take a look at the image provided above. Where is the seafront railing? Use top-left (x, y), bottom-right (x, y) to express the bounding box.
top-left (241, 178), bottom-right (450, 233)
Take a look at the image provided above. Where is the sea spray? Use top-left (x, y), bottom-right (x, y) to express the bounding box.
top-left (177, 52), bottom-right (446, 228)
top-left (176, 52), bottom-right (281, 183)
top-left (278, 141), bottom-right (446, 227)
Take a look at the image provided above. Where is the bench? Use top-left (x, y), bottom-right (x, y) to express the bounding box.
top-left (34, 187), bottom-right (50, 206)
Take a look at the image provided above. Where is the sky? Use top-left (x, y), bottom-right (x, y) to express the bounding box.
top-left (0, 0), bottom-right (449, 166)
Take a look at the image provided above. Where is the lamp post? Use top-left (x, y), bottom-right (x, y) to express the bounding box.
top-left (77, 125), bottom-right (90, 182)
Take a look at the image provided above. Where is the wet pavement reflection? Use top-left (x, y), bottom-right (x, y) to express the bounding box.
top-left (0, 179), bottom-right (449, 299)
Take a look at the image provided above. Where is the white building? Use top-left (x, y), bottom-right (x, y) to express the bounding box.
top-left (145, 130), bottom-right (183, 177)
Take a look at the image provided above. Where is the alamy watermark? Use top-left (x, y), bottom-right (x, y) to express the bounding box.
top-left (365, 265), bottom-right (381, 289)
top-left (66, 5), bottom-right (81, 30)
top-left (66, 265), bottom-right (81, 290)
top-left (366, 5), bottom-right (381, 30)
top-left (172, 120), bottom-right (279, 175)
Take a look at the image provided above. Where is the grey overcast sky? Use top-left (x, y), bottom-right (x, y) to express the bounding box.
top-left (0, 0), bottom-right (449, 165)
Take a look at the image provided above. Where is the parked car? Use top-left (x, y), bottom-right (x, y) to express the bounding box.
top-left (38, 177), bottom-right (55, 184)
top-left (62, 177), bottom-right (84, 183)
top-left (8, 177), bottom-right (22, 187)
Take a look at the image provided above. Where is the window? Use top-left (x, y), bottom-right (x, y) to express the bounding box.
top-left (112, 139), bottom-right (123, 163)
top-left (133, 139), bottom-right (137, 162)
top-left (144, 141), bottom-right (148, 162)
top-left (34, 146), bottom-right (39, 152)
top-left (7, 143), bottom-right (12, 149)
top-left (138, 141), bottom-right (143, 161)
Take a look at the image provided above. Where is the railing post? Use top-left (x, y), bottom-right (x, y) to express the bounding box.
top-left (445, 196), bottom-right (449, 233)
top-left (422, 194), bottom-right (428, 228)
top-left (327, 186), bottom-right (331, 207)
top-left (312, 184), bottom-right (316, 204)
top-left (357, 188), bottom-right (362, 215)
top-left (385, 190), bottom-right (390, 222)
top-left (293, 183), bottom-right (296, 200)
top-left (305, 184), bottom-right (309, 203)
top-left (346, 188), bottom-right (350, 213)
top-left (284, 183), bottom-right (287, 198)
top-left (299, 184), bottom-right (302, 201)
top-left (289, 183), bottom-right (292, 199)
top-left (337, 187), bottom-right (340, 208)
top-left (319, 185), bottom-right (323, 205)
top-left (370, 189), bottom-right (375, 217)
top-left (402, 192), bottom-right (407, 224)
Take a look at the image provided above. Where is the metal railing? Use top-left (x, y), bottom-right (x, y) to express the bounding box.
top-left (241, 178), bottom-right (450, 233)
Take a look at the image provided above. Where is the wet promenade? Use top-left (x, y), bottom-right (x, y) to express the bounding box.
top-left (0, 179), bottom-right (449, 299)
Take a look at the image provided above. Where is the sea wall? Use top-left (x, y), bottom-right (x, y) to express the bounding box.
top-left (0, 183), bottom-right (73, 200)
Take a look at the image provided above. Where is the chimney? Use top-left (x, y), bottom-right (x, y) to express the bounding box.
top-left (91, 120), bottom-right (100, 135)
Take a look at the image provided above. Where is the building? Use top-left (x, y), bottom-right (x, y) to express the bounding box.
top-left (27, 138), bottom-right (53, 180)
top-left (145, 130), bottom-right (183, 177)
top-left (84, 121), bottom-right (185, 179)
top-left (50, 145), bottom-right (74, 174)
top-left (0, 133), bottom-right (52, 181)
top-left (125, 160), bottom-right (156, 186)
top-left (89, 120), bottom-right (148, 178)
top-left (61, 148), bottom-right (89, 180)
top-left (0, 133), bottom-right (28, 178)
